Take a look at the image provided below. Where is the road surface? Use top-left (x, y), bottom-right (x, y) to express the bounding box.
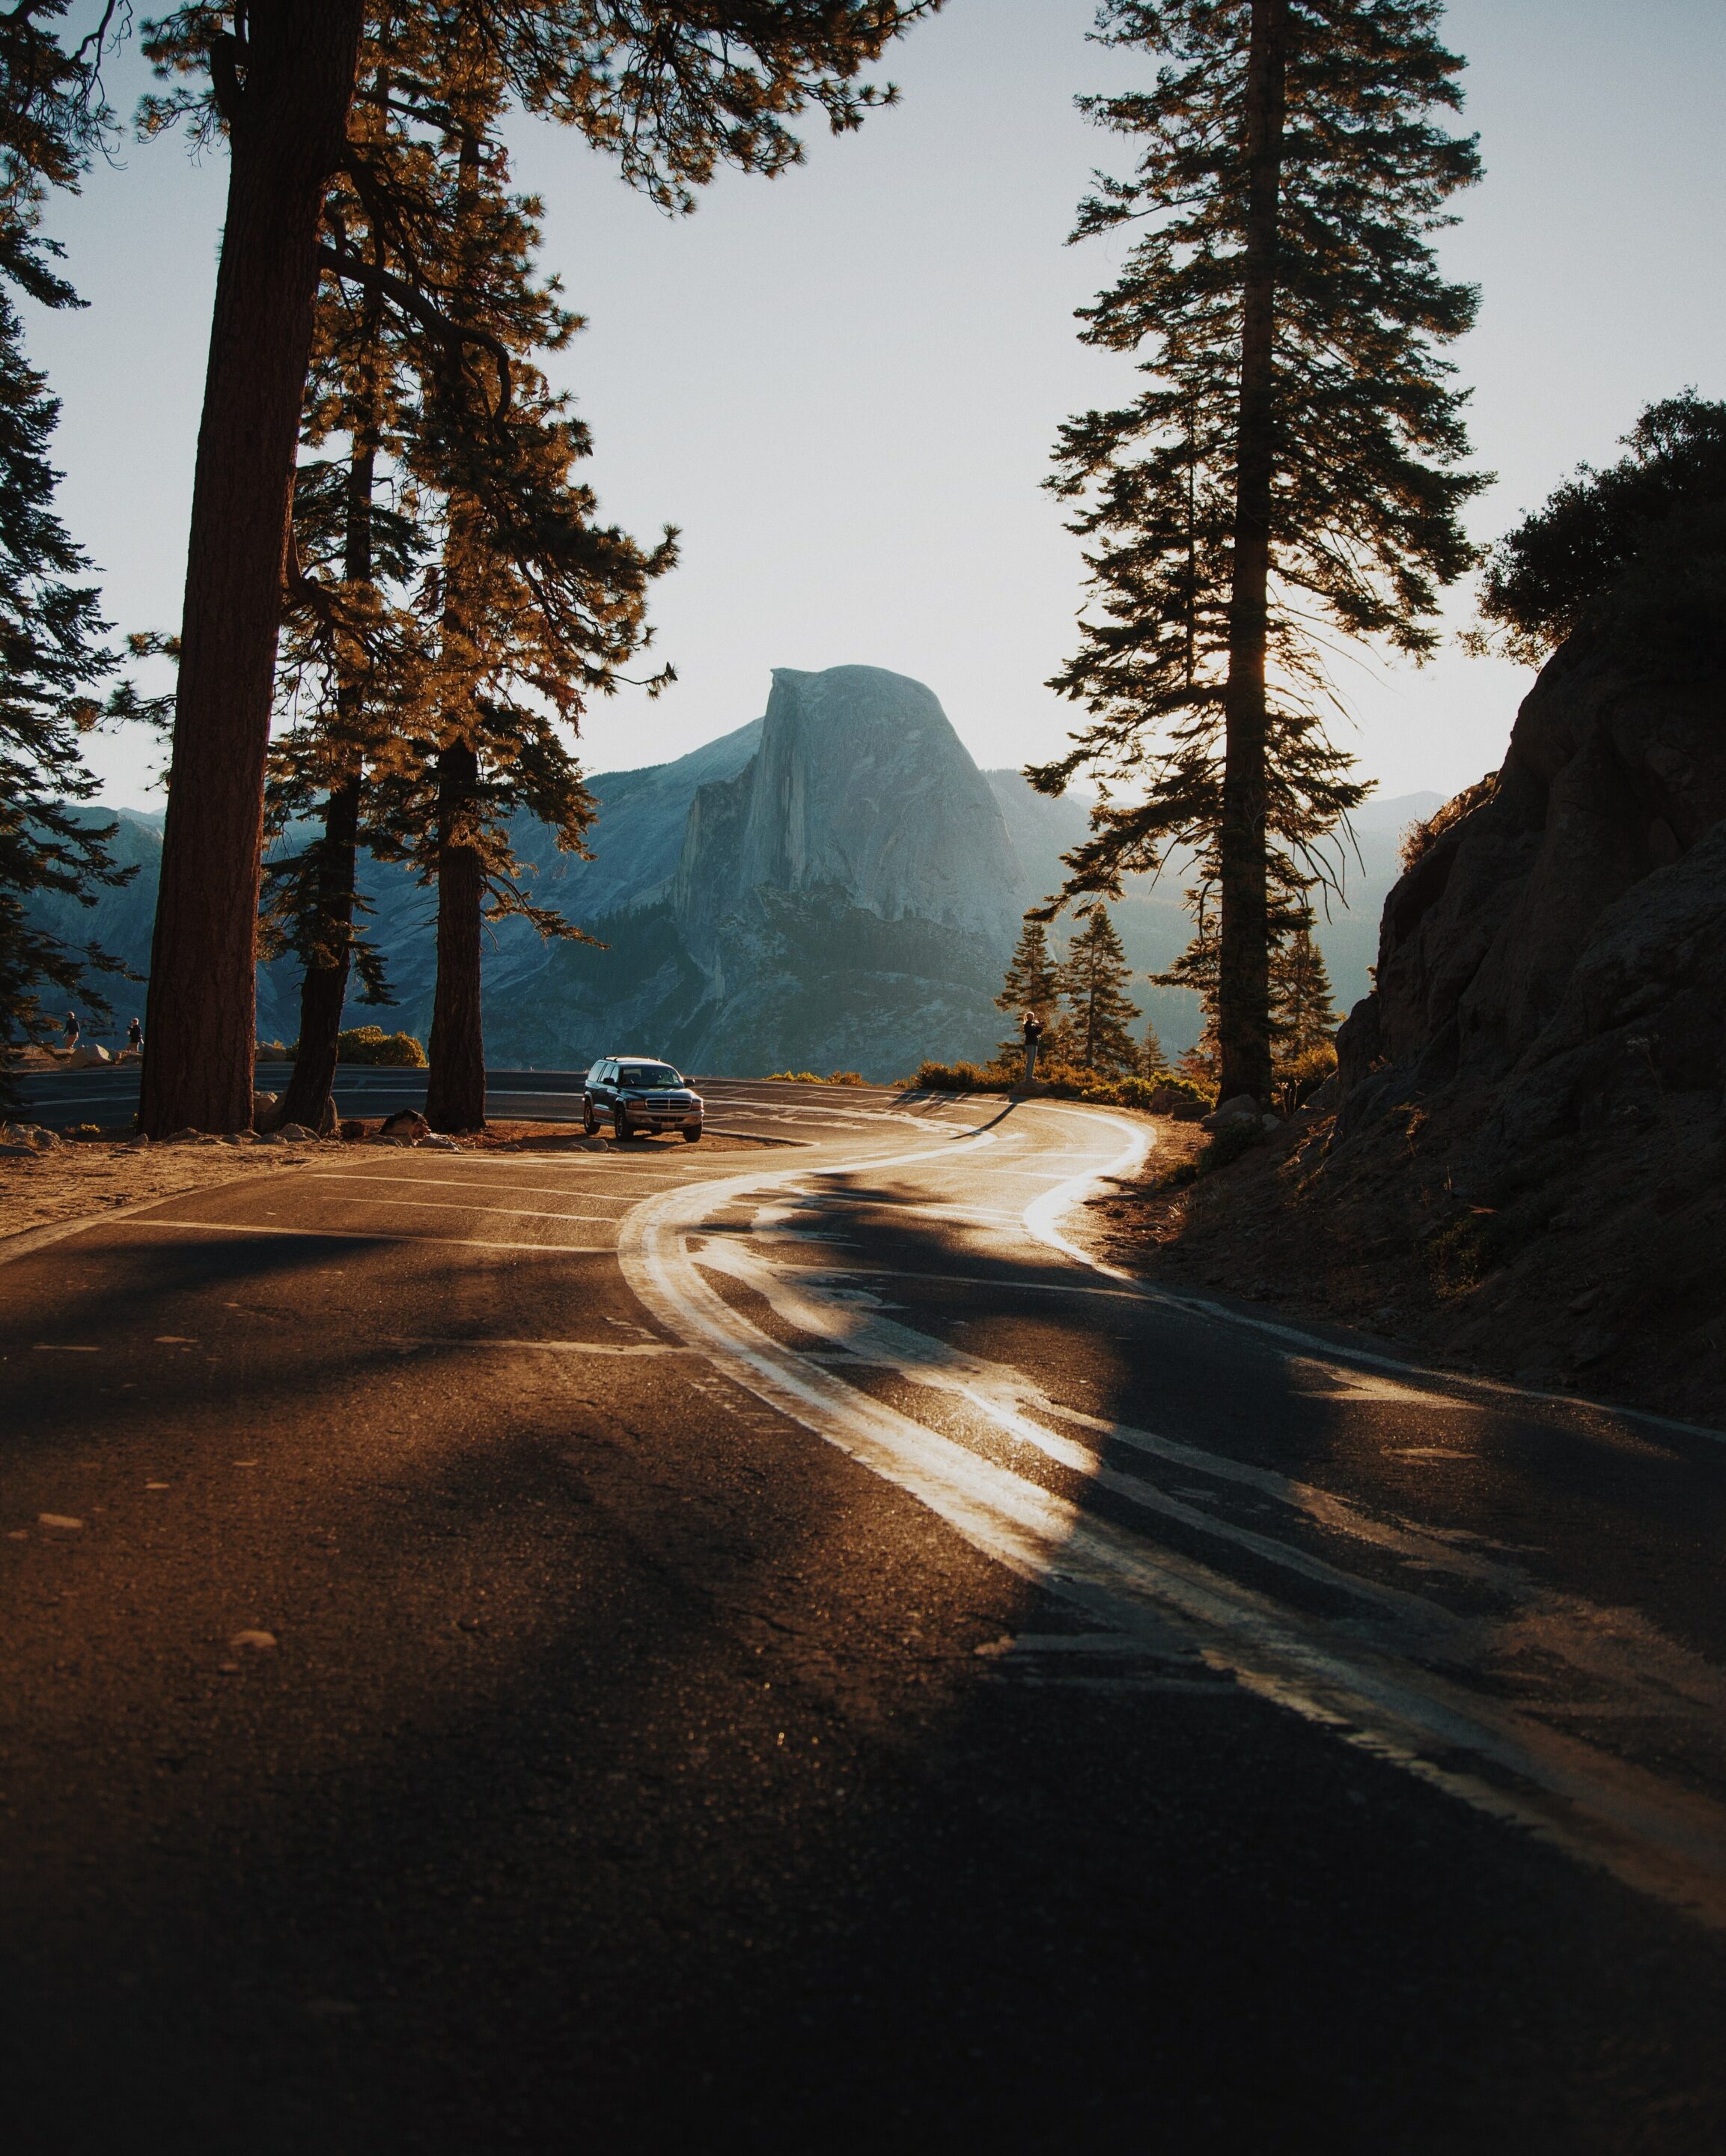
top-left (4, 1079), bottom-right (1725, 2149)
top-left (14, 1059), bottom-right (600, 1131)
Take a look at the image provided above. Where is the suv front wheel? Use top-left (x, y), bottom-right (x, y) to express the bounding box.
top-left (612, 1106), bottom-right (635, 1142)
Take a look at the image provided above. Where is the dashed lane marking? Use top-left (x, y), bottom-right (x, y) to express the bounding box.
top-left (392, 1337), bottom-right (695, 1356)
top-left (253, 1190), bottom-right (622, 1224)
top-left (126, 1218), bottom-right (615, 1253)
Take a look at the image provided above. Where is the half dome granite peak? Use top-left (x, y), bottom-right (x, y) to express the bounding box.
top-left (677, 665), bottom-right (1025, 948)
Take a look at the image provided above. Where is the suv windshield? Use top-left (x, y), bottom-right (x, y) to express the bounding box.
top-left (618, 1064), bottom-right (682, 1088)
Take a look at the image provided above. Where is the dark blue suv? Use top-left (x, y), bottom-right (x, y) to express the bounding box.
top-left (582, 1056), bottom-right (704, 1142)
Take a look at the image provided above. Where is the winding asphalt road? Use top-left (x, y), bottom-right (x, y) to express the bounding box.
top-left (4, 1079), bottom-right (1725, 2150)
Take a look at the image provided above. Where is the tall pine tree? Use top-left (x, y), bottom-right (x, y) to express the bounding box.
top-left (366, 34), bottom-right (674, 1131)
top-left (995, 916), bottom-right (1060, 1020)
top-left (263, 211), bottom-right (426, 1133)
top-left (0, 7), bottom-right (129, 1105)
top-left (0, 295), bottom-right (128, 1104)
top-left (995, 914), bottom-right (1059, 1069)
top-left (1037, 0), bottom-right (1483, 1105)
top-left (264, 24), bottom-right (446, 1134)
top-left (133, 0), bottom-right (943, 1136)
top-left (1271, 908), bottom-right (1337, 1064)
top-left (1055, 905), bottom-right (1140, 1077)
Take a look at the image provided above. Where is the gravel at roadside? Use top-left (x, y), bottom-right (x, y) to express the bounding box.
top-left (0, 1118), bottom-right (774, 1246)
top-left (0, 1136), bottom-right (307, 1245)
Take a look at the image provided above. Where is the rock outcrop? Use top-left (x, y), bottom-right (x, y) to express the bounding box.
top-left (675, 666), bottom-right (1024, 949)
top-left (1173, 621), bottom-right (1726, 1419)
top-left (646, 667), bottom-right (1025, 1074)
top-left (1338, 630), bottom-right (1726, 1161)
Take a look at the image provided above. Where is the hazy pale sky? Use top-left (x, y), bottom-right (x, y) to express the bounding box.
top-left (27, 0), bottom-right (1726, 811)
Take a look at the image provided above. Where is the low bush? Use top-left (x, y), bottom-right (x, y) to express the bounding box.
top-left (1199, 1119), bottom-right (1265, 1174)
top-left (909, 1058), bottom-right (1218, 1114)
top-left (1034, 1062), bottom-right (1106, 1098)
top-left (1146, 1072), bottom-right (1214, 1117)
top-left (1274, 1042), bottom-right (1338, 1116)
top-left (334, 1026), bottom-right (427, 1068)
top-left (912, 1059), bottom-right (997, 1092)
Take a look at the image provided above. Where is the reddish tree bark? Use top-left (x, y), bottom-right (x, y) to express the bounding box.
top-left (280, 380), bottom-right (381, 1136)
top-left (1216, 0), bottom-right (1290, 1107)
top-left (424, 740), bottom-right (487, 1133)
top-left (277, 771), bottom-right (361, 1133)
top-left (141, 1), bottom-right (365, 1136)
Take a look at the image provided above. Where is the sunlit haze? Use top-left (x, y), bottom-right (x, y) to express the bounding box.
top-left (29, 0), bottom-right (1726, 811)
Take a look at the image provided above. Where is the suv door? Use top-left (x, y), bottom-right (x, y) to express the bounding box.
top-left (584, 1059), bottom-right (614, 1133)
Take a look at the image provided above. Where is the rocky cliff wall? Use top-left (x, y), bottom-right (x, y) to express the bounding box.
top-left (1108, 627), bottom-right (1726, 1422)
top-left (1338, 630), bottom-right (1726, 1159)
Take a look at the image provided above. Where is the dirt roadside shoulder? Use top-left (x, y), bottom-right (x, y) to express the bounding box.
top-left (0, 1121), bottom-right (783, 1255)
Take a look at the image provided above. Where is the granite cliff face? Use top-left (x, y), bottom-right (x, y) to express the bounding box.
top-left (361, 667), bottom-right (1040, 1076)
top-left (644, 667), bottom-right (1025, 1072)
top-left (43, 665), bottom-right (1415, 1079)
top-left (676, 668), bottom-right (1022, 948)
top-left (1338, 630), bottom-right (1726, 1152)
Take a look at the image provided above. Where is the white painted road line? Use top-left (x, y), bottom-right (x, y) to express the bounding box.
top-left (393, 1337), bottom-right (695, 1356)
top-left (127, 1218), bottom-right (614, 1253)
top-left (266, 1190), bottom-right (622, 1224)
top-left (617, 1101), bottom-right (1726, 1932)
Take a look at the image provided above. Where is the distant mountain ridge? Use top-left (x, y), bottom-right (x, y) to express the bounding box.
top-left (34, 669), bottom-right (1443, 1077)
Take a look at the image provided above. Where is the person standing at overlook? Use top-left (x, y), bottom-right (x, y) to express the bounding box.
top-left (1021, 1008), bottom-right (1044, 1088)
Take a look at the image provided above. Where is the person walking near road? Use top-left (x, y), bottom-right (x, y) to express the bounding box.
top-left (126, 1017), bottom-right (142, 1054)
top-left (1021, 1008), bottom-right (1044, 1088)
top-left (62, 1010), bottom-right (79, 1052)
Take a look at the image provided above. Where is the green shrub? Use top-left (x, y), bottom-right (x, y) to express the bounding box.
top-left (1275, 1041), bottom-right (1338, 1115)
top-left (1148, 1074), bottom-right (1213, 1116)
top-left (1198, 1119), bottom-right (1264, 1174)
top-left (912, 1059), bottom-right (998, 1092)
top-left (1039, 1066), bottom-right (1197, 1112)
top-left (335, 1026), bottom-right (427, 1068)
top-left (765, 1069), bottom-right (869, 1085)
top-left (1035, 1062), bottom-right (1100, 1099)
top-left (907, 1059), bottom-right (1203, 1110)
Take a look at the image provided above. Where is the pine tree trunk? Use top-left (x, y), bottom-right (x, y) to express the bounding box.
top-left (425, 741), bottom-right (487, 1132)
top-left (278, 774), bottom-right (361, 1132)
top-left (279, 404), bottom-right (379, 1135)
top-left (139, 0), bottom-right (365, 1137)
top-left (1216, 0), bottom-right (1290, 1106)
